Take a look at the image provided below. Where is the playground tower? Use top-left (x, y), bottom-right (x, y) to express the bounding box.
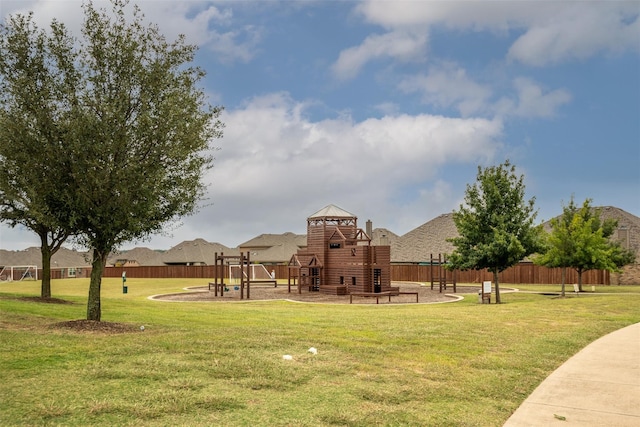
top-left (288, 204), bottom-right (392, 295)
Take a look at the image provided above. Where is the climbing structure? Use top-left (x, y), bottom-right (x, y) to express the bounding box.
top-left (429, 253), bottom-right (457, 293)
top-left (210, 252), bottom-right (251, 299)
top-left (287, 205), bottom-right (392, 295)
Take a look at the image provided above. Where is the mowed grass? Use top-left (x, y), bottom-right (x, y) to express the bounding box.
top-left (1, 279), bottom-right (639, 426)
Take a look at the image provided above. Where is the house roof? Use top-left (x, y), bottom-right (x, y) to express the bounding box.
top-left (162, 238), bottom-right (238, 265)
top-left (370, 228), bottom-right (400, 246)
top-left (308, 204), bottom-right (356, 219)
top-left (245, 241), bottom-right (304, 263)
top-left (598, 206), bottom-right (640, 255)
top-left (239, 232), bottom-right (306, 249)
top-left (106, 247), bottom-right (165, 267)
top-left (0, 247), bottom-right (91, 269)
top-left (392, 206), bottom-right (640, 264)
top-left (239, 232), bottom-right (306, 263)
top-left (391, 213), bottom-right (459, 263)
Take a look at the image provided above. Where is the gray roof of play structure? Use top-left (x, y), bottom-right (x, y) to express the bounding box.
top-left (308, 204), bottom-right (356, 219)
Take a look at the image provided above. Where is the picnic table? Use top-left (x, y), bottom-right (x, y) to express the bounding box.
top-left (349, 290), bottom-right (419, 304)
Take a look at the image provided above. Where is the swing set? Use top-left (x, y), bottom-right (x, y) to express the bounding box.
top-left (208, 252), bottom-right (277, 299)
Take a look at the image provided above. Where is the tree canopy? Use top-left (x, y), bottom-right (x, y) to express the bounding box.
top-left (447, 160), bottom-right (543, 303)
top-left (535, 197), bottom-right (636, 293)
top-left (0, 0), bottom-right (223, 320)
top-left (0, 11), bottom-right (79, 297)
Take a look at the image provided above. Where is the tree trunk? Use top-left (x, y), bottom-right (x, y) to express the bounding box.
top-left (37, 228), bottom-right (69, 299)
top-left (493, 269), bottom-right (501, 304)
top-left (561, 267), bottom-right (566, 297)
top-left (577, 270), bottom-right (583, 292)
top-left (39, 233), bottom-right (52, 299)
top-left (87, 248), bottom-right (108, 321)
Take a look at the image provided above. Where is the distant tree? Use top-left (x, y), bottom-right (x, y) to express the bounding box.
top-left (533, 198), bottom-right (585, 296)
top-left (0, 12), bottom-right (78, 298)
top-left (536, 197), bottom-right (636, 293)
top-left (447, 160), bottom-right (543, 303)
top-left (575, 203), bottom-right (636, 290)
top-left (2, 0), bottom-right (223, 321)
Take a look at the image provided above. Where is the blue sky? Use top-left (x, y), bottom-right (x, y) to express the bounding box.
top-left (1, 0), bottom-right (639, 251)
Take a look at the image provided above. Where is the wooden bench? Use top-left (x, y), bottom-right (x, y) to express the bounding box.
top-left (396, 291), bottom-right (419, 303)
top-left (350, 291), bottom-right (393, 304)
top-left (248, 279), bottom-right (278, 287)
top-left (349, 290), bottom-right (419, 304)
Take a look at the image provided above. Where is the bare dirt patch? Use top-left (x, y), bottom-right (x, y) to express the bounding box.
top-left (16, 296), bottom-right (76, 305)
top-left (50, 319), bottom-right (141, 334)
top-left (153, 282), bottom-right (479, 304)
top-left (2, 295), bottom-right (141, 334)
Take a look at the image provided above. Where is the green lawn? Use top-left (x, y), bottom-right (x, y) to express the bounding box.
top-left (2, 279), bottom-right (639, 426)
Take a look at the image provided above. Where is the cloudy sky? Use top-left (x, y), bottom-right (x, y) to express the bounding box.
top-left (1, 0), bottom-right (639, 251)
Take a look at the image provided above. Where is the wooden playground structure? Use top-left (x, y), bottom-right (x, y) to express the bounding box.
top-left (430, 253), bottom-right (457, 293)
top-left (205, 207), bottom-right (456, 304)
top-left (286, 205), bottom-right (398, 299)
top-left (209, 251), bottom-right (277, 299)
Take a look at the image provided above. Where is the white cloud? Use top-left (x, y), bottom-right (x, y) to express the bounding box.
top-left (354, 0), bottom-right (639, 67)
top-left (331, 30), bottom-right (428, 80)
top-left (398, 62), bottom-right (492, 117)
top-left (2, 0), bottom-right (261, 64)
top-left (189, 92), bottom-right (503, 245)
top-left (374, 102), bottom-right (401, 116)
top-left (508, 3), bottom-right (640, 66)
top-left (496, 78), bottom-right (572, 118)
top-left (397, 62), bottom-right (570, 119)
top-left (355, 0), bottom-right (532, 30)
top-left (217, 92), bottom-right (502, 192)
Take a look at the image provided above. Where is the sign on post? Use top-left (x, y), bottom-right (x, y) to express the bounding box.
top-left (481, 281), bottom-right (491, 304)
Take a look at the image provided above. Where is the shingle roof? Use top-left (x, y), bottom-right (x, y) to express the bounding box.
top-left (0, 247), bottom-right (91, 269)
top-left (393, 206), bottom-right (640, 264)
top-left (239, 232), bottom-right (306, 248)
top-left (239, 232), bottom-right (306, 263)
top-left (391, 213), bottom-right (459, 263)
top-left (107, 247), bottom-right (165, 266)
top-left (308, 204), bottom-right (356, 219)
top-left (598, 206), bottom-right (640, 255)
top-left (370, 228), bottom-right (400, 246)
top-left (162, 239), bottom-right (238, 265)
top-left (245, 241), bottom-right (304, 263)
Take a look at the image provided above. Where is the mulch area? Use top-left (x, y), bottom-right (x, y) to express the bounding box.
top-left (14, 296), bottom-right (75, 305)
top-left (1, 296), bottom-right (141, 334)
top-left (51, 319), bottom-right (142, 333)
top-left (152, 282), bottom-right (480, 304)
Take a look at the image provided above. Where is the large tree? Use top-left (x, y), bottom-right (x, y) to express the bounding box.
top-left (2, 0), bottom-right (223, 321)
top-left (0, 12), bottom-right (79, 297)
top-left (536, 197), bottom-right (635, 293)
top-left (447, 160), bottom-right (543, 303)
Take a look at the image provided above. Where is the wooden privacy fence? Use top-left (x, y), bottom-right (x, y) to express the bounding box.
top-left (101, 263), bottom-right (610, 285)
top-left (103, 265), bottom-right (218, 279)
top-left (390, 263), bottom-right (609, 285)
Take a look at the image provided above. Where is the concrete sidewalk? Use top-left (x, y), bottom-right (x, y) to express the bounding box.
top-left (504, 322), bottom-right (640, 426)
